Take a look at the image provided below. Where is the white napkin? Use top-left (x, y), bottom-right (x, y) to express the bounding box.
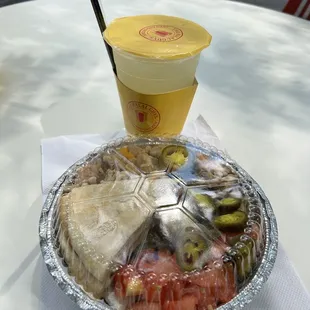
top-left (40, 116), bottom-right (310, 310)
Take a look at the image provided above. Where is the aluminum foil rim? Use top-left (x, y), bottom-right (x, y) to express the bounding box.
top-left (39, 135), bottom-right (278, 310)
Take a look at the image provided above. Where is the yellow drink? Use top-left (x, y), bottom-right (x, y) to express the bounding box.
top-left (104, 15), bottom-right (212, 135)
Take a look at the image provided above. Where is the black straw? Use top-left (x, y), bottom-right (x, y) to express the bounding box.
top-left (90, 0), bottom-right (117, 74)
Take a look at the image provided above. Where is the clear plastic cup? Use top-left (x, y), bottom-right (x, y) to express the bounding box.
top-left (103, 15), bottom-right (212, 135)
top-left (113, 49), bottom-right (200, 94)
top-left (104, 15), bottom-right (212, 94)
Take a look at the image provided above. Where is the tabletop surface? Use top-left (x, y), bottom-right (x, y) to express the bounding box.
top-left (0, 0), bottom-right (310, 309)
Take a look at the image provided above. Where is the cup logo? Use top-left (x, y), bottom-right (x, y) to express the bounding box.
top-left (136, 110), bottom-right (147, 123)
top-left (128, 101), bottom-right (160, 132)
top-left (139, 25), bottom-right (183, 42)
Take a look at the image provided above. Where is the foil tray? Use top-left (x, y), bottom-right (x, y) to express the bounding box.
top-left (39, 136), bottom-right (278, 310)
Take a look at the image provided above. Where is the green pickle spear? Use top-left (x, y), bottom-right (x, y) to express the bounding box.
top-left (228, 235), bottom-right (256, 281)
top-left (213, 211), bottom-right (247, 232)
top-left (240, 235), bottom-right (257, 272)
top-left (236, 240), bottom-right (255, 280)
top-left (217, 197), bottom-right (242, 214)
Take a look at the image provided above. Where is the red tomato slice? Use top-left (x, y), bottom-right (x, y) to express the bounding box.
top-left (144, 274), bottom-right (165, 303)
top-left (144, 273), bottom-right (184, 304)
top-left (136, 249), bottom-right (181, 275)
top-left (114, 250), bottom-right (183, 304)
top-left (127, 302), bottom-right (161, 310)
top-left (114, 265), bottom-right (144, 300)
top-left (187, 264), bottom-right (237, 306)
top-left (163, 294), bottom-right (198, 310)
top-left (183, 285), bottom-right (216, 309)
top-left (136, 250), bottom-right (183, 305)
top-left (189, 269), bottom-right (217, 289)
top-left (217, 262), bottom-right (237, 304)
top-left (160, 276), bottom-right (184, 302)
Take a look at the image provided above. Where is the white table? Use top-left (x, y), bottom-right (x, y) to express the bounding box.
top-left (0, 0), bottom-right (310, 309)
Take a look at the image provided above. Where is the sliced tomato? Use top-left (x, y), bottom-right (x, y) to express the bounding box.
top-left (189, 269), bottom-right (217, 289)
top-left (136, 249), bottom-right (181, 275)
top-left (163, 294), bottom-right (198, 310)
top-left (114, 265), bottom-right (144, 300)
top-left (115, 250), bottom-right (182, 304)
top-left (136, 249), bottom-right (183, 304)
top-left (127, 302), bottom-right (161, 310)
top-left (183, 285), bottom-right (217, 309)
top-left (144, 274), bottom-right (165, 303)
top-left (217, 261), bottom-right (237, 304)
top-left (187, 264), bottom-right (236, 306)
top-left (144, 273), bottom-right (184, 304)
top-left (160, 276), bottom-right (184, 302)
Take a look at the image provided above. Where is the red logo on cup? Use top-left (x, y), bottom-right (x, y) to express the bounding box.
top-left (155, 30), bottom-right (172, 37)
top-left (136, 110), bottom-right (147, 123)
top-left (139, 25), bottom-right (183, 42)
top-left (128, 101), bottom-right (160, 132)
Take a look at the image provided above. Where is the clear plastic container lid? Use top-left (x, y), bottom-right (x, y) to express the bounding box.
top-left (56, 138), bottom-right (265, 309)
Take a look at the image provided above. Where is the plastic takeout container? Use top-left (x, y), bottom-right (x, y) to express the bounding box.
top-left (104, 15), bottom-right (212, 94)
top-left (39, 136), bottom-right (278, 310)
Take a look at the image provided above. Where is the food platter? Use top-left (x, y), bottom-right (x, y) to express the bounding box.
top-left (39, 136), bottom-right (278, 310)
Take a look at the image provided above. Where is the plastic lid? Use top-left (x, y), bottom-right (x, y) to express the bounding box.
top-left (56, 137), bottom-right (265, 308)
top-left (103, 15), bottom-right (212, 59)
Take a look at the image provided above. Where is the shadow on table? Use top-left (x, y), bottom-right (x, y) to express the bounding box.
top-left (0, 244), bottom-right (40, 296)
top-left (248, 244), bottom-right (310, 309)
top-left (193, 3), bottom-right (310, 132)
top-left (32, 256), bottom-right (80, 310)
top-left (0, 0), bottom-right (32, 8)
top-left (0, 193), bottom-right (43, 298)
top-left (0, 51), bottom-right (82, 143)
